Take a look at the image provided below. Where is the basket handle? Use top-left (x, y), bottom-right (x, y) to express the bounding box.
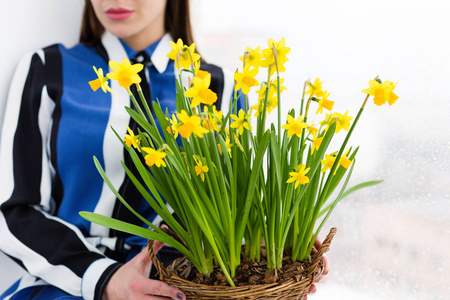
top-left (305, 227), bottom-right (337, 276)
top-left (148, 226), bottom-right (181, 280)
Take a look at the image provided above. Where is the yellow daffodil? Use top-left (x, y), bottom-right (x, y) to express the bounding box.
top-left (184, 73), bottom-right (218, 107)
top-left (239, 46), bottom-right (264, 69)
top-left (203, 106), bottom-right (223, 130)
top-left (362, 80), bottom-right (399, 106)
top-left (193, 155), bottom-right (209, 182)
top-left (256, 83), bottom-right (268, 101)
top-left (261, 38), bottom-right (290, 76)
top-left (212, 105), bottom-right (223, 121)
top-left (176, 110), bottom-right (208, 139)
top-left (286, 164), bottom-right (310, 189)
top-left (339, 150), bottom-right (352, 169)
top-left (311, 136), bottom-right (324, 154)
top-left (252, 85), bottom-right (279, 116)
top-left (218, 134), bottom-right (232, 158)
top-left (202, 114), bottom-right (221, 132)
top-left (167, 38), bottom-right (201, 70)
top-left (334, 111), bottom-right (353, 133)
top-left (305, 78), bottom-right (324, 98)
top-left (234, 66), bottom-right (259, 95)
top-left (166, 114), bottom-right (181, 139)
top-left (107, 58), bottom-right (143, 89)
top-left (282, 115), bottom-right (308, 138)
top-left (321, 154), bottom-right (336, 172)
top-left (142, 147), bottom-right (166, 168)
top-left (89, 66), bottom-right (113, 93)
top-left (307, 124), bottom-right (319, 138)
top-left (271, 78), bottom-right (287, 93)
top-left (124, 126), bottom-right (141, 152)
top-left (316, 91), bottom-right (334, 114)
top-left (230, 109), bottom-right (253, 135)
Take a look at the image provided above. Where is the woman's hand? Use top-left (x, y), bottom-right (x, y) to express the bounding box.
top-left (102, 241), bottom-right (185, 300)
top-left (303, 236), bottom-right (330, 299)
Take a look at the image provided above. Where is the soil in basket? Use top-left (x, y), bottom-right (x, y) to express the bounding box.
top-left (169, 248), bottom-right (312, 286)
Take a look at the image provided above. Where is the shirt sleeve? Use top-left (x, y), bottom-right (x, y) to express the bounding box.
top-left (0, 47), bottom-right (120, 300)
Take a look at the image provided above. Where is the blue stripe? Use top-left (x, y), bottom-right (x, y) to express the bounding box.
top-left (56, 44), bottom-right (112, 232)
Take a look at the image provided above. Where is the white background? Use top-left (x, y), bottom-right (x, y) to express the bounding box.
top-left (1, 1), bottom-right (449, 299)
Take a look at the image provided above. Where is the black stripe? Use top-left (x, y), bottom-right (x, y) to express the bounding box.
top-left (43, 44), bottom-right (64, 214)
top-left (5, 52), bottom-right (45, 208)
top-left (3, 206), bottom-right (105, 277)
top-left (200, 63), bottom-right (224, 110)
top-left (94, 262), bottom-right (122, 300)
top-left (94, 42), bottom-right (110, 64)
top-left (30, 285), bottom-right (45, 299)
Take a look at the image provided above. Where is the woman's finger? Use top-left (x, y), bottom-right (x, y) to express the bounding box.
top-left (322, 254), bottom-right (330, 275)
top-left (141, 279), bottom-right (185, 300)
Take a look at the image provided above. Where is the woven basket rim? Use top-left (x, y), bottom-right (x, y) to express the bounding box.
top-left (148, 227), bottom-right (336, 299)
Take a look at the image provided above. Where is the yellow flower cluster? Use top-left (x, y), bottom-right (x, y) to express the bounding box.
top-left (89, 37), bottom-right (398, 184)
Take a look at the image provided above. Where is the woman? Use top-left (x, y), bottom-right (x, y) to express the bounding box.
top-left (0, 1), bottom-right (327, 299)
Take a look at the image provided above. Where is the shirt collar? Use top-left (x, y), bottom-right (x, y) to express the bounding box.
top-left (102, 32), bottom-right (172, 73)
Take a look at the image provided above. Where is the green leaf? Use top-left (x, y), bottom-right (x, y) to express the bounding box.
top-left (79, 211), bottom-right (200, 267)
top-left (318, 179), bottom-right (383, 217)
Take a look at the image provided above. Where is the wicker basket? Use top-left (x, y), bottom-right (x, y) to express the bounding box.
top-left (148, 228), bottom-right (336, 300)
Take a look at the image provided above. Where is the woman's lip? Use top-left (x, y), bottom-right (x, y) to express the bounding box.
top-left (105, 8), bottom-right (134, 20)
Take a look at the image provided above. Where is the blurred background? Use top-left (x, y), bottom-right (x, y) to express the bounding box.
top-left (1, 0), bottom-right (449, 299)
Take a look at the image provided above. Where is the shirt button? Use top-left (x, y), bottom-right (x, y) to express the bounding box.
top-left (136, 55), bottom-right (144, 63)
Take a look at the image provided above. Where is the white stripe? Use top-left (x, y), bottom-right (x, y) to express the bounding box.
top-left (81, 257), bottom-right (117, 300)
top-left (151, 33), bottom-right (172, 74)
top-left (90, 32), bottom-right (130, 236)
top-left (222, 68), bottom-right (235, 114)
top-left (36, 49), bottom-right (45, 65)
top-left (38, 86), bottom-right (56, 212)
top-left (0, 212), bottom-right (83, 297)
top-left (0, 52), bottom-right (35, 205)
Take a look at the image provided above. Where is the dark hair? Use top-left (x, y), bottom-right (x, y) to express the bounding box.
top-left (79, 0), bottom-right (195, 46)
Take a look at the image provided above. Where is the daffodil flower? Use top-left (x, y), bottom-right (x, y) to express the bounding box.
top-left (142, 147), bottom-right (166, 168)
top-left (167, 38), bottom-right (201, 70)
top-left (286, 164), bottom-right (310, 189)
top-left (339, 150), bottom-right (352, 169)
top-left (202, 109), bottom-right (221, 132)
top-left (124, 126), bottom-right (141, 152)
top-left (281, 115), bottom-right (308, 138)
top-left (334, 111), bottom-right (353, 133)
top-left (362, 80), bottom-right (399, 106)
top-left (321, 154), bottom-right (336, 172)
top-left (230, 109), bottom-right (253, 135)
top-left (307, 124), bottom-right (319, 138)
top-left (184, 73), bottom-right (218, 107)
top-left (107, 58), bottom-right (143, 89)
top-left (193, 155), bottom-right (209, 182)
top-left (89, 66), bottom-right (113, 93)
top-left (166, 114), bottom-right (180, 139)
top-left (271, 78), bottom-right (287, 93)
top-left (252, 85), bottom-right (278, 116)
top-left (252, 88), bottom-right (278, 117)
top-left (234, 66), bottom-right (259, 95)
top-left (305, 78), bottom-right (324, 98)
top-left (239, 46), bottom-right (264, 69)
top-left (176, 110), bottom-right (208, 139)
top-left (316, 91), bottom-right (334, 114)
top-left (218, 134), bottom-right (232, 158)
top-left (261, 37), bottom-right (290, 75)
top-left (311, 136), bottom-right (324, 154)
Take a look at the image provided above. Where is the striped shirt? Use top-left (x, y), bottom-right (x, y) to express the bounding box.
top-left (0, 32), bottom-right (240, 300)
